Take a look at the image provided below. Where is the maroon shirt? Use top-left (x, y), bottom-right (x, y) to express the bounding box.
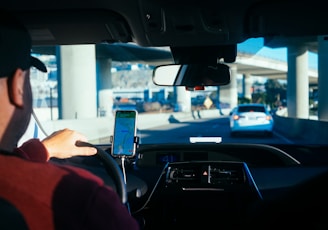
top-left (0, 139), bottom-right (139, 230)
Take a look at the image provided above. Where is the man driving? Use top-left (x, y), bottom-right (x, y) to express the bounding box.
top-left (0, 10), bottom-right (139, 230)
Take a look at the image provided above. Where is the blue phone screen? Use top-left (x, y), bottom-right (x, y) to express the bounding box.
top-left (112, 110), bottom-right (137, 157)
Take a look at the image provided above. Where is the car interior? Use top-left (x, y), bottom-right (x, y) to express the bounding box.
top-left (2, 0), bottom-right (328, 229)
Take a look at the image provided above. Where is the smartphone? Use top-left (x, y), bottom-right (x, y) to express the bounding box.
top-left (111, 110), bottom-right (138, 158)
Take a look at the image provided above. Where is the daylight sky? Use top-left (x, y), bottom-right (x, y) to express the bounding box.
top-left (238, 38), bottom-right (318, 69)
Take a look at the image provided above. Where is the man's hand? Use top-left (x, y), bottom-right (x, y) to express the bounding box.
top-left (41, 129), bottom-right (97, 159)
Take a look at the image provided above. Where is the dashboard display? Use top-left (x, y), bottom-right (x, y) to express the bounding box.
top-left (157, 153), bottom-right (179, 164)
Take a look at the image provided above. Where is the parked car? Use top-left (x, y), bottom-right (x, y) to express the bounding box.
top-left (230, 103), bottom-right (274, 136)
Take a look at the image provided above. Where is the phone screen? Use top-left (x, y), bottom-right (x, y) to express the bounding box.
top-left (111, 110), bottom-right (137, 157)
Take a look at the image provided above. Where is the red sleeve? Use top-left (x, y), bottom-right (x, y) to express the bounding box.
top-left (51, 165), bottom-right (140, 229)
top-left (14, 138), bottom-right (50, 162)
top-left (84, 186), bottom-right (140, 230)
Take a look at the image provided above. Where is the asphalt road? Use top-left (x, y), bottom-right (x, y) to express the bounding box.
top-left (139, 116), bottom-right (290, 145)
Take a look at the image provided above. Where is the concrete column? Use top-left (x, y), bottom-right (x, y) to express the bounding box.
top-left (222, 64), bottom-right (238, 109)
top-left (176, 87), bottom-right (191, 112)
top-left (243, 73), bottom-right (252, 100)
top-left (97, 58), bottom-right (113, 117)
top-left (97, 58), bottom-right (113, 90)
top-left (148, 88), bottom-right (153, 101)
top-left (318, 35), bottom-right (328, 121)
top-left (58, 45), bottom-right (97, 119)
top-left (287, 45), bottom-right (309, 119)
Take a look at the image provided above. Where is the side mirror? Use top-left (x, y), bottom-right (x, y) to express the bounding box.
top-left (152, 63), bottom-right (230, 87)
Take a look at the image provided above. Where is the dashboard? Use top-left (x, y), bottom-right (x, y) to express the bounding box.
top-left (132, 160), bottom-right (262, 229)
top-left (135, 143), bottom-right (301, 168)
top-left (51, 143), bottom-right (328, 229)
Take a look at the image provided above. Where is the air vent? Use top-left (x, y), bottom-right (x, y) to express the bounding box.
top-left (164, 162), bottom-right (250, 189)
top-left (208, 165), bottom-right (246, 185)
top-left (166, 167), bottom-right (198, 183)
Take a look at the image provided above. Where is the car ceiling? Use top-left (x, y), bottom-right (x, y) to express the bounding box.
top-left (2, 0), bottom-right (328, 62)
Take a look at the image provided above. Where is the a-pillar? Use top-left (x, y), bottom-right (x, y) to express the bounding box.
top-left (287, 45), bottom-right (309, 119)
top-left (317, 36), bottom-right (328, 121)
top-left (57, 45), bottom-right (97, 119)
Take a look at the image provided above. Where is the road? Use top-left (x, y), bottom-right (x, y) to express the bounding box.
top-left (138, 116), bottom-right (291, 145)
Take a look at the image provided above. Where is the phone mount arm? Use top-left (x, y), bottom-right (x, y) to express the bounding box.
top-left (109, 135), bottom-right (140, 184)
top-left (110, 135), bottom-right (140, 213)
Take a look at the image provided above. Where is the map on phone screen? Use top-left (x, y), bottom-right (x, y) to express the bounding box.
top-left (112, 110), bottom-right (137, 157)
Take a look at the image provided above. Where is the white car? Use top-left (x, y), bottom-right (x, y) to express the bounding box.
top-left (230, 104), bottom-right (274, 136)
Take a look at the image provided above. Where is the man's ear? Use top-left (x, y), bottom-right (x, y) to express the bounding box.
top-left (7, 68), bottom-right (25, 108)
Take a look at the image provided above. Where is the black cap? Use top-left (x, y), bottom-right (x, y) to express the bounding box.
top-left (0, 10), bottom-right (47, 77)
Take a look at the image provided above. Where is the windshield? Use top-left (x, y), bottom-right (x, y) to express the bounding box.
top-left (20, 37), bottom-right (320, 146)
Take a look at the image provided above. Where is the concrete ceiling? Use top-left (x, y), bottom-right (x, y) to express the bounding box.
top-left (33, 43), bottom-right (318, 85)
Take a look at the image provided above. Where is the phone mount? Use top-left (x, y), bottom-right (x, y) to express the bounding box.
top-left (109, 135), bottom-right (139, 184)
top-left (109, 135), bottom-right (139, 149)
top-left (109, 135), bottom-right (139, 213)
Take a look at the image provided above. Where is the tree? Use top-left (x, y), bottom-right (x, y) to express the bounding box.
top-left (264, 79), bottom-right (287, 109)
top-left (251, 80), bottom-right (266, 103)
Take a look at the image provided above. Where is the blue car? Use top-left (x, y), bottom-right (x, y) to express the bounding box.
top-left (230, 103), bottom-right (274, 136)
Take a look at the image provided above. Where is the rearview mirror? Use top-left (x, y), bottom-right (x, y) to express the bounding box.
top-left (152, 63), bottom-right (230, 87)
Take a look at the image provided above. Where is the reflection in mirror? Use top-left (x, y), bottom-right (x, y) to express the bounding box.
top-left (152, 63), bottom-right (230, 87)
top-left (152, 64), bottom-right (180, 86)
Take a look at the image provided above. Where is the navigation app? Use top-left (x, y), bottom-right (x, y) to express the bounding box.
top-left (112, 110), bottom-right (136, 156)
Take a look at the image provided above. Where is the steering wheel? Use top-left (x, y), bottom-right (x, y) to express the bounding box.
top-left (76, 141), bottom-right (128, 205)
